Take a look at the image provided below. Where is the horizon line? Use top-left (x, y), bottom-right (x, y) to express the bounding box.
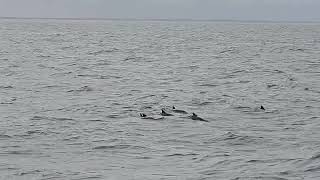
top-left (1, 16), bottom-right (320, 24)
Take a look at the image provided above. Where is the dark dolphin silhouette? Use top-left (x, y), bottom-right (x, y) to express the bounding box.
top-left (140, 113), bottom-right (164, 120)
top-left (190, 113), bottom-right (208, 122)
top-left (172, 106), bottom-right (188, 114)
top-left (140, 113), bottom-right (147, 117)
top-left (161, 109), bottom-right (174, 116)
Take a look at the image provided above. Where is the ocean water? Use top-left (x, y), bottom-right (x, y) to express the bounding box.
top-left (0, 19), bottom-right (319, 180)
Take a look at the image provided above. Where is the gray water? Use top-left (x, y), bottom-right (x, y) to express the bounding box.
top-left (0, 19), bottom-right (320, 180)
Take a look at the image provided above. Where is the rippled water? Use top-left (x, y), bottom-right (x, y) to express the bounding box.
top-left (0, 19), bottom-right (320, 180)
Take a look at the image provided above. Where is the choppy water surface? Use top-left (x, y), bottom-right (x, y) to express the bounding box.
top-left (0, 19), bottom-right (320, 180)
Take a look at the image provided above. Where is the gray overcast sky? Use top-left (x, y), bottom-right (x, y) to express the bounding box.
top-left (0, 0), bottom-right (320, 21)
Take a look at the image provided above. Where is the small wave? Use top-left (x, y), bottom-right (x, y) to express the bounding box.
top-left (199, 84), bottom-right (218, 87)
top-left (40, 172), bottom-right (64, 179)
top-left (37, 54), bottom-right (51, 58)
top-left (106, 114), bottom-right (123, 119)
top-left (0, 102), bottom-right (13, 104)
top-left (88, 119), bottom-right (104, 122)
top-left (219, 49), bottom-right (234, 54)
top-left (232, 176), bottom-right (289, 180)
top-left (186, 65), bottom-right (199, 71)
top-left (123, 56), bottom-right (137, 61)
top-left (233, 105), bottom-right (251, 110)
top-left (54, 117), bottom-right (76, 121)
top-left (158, 139), bottom-right (193, 144)
top-left (51, 71), bottom-right (72, 77)
top-left (62, 136), bottom-right (81, 141)
top-left (289, 47), bottom-right (306, 52)
top-left (88, 49), bottom-right (118, 56)
top-left (309, 116), bottom-right (319, 120)
top-left (199, 101), bottom-right (213, 106)
top-left (26, 130), bottom-right (48, 135)
top-left (211, 132), bottom-right (265, 146)
top-left (246, 158), bottom-right (296, 164)
top-left (0, 85), bottom-right (13, 89)
top-left (77, 74), bottom-right (110, 79)
top-left (222, 132), bottom-right (243, 140)
top-left (67, 86), bottom-right (93, 92)
top-left (41, 85), bottom-right (64, 89)
top-left (30, 116), bottom-right (75, 122)
top-left (309, 153), bottom-right (320, 161)
top-left (61, 45), bottom-right (79, 50)
top-left (200, 159), bottom-right (241, 175)
top-left (194, 154), bottom-right (230, 163)
top-left (16, 169), bottom-right (43, 176)
top-left (135, 156), bottom-right (152, 159)
top-left (136, 94), bottom-right (156, 100)
top-left (222, 94), bottom-right (232, 97)
top-left (237, 80), bottom-right (250, 84)
top-left (30, 116), bottom-right (46, 120)
top-left (0, 150), bottom-right (34, 155)
top-left (0, 166), bottom-right (19, 171)
top-left (92, 144), bottom-right (146, 151)
top-left (165, 153), bottom-right (198, 157)
top-left (0, 134), bottom-right (12, 139)
top-left (274, 69), bottom-right (285, 73)
top-left (76, 175), bottom-right (103, 179)
top-left (267, 84), bottom-right (278, 88)
top-left (37, 64), bottom-right (61, 70)
top-left (67, 142), bottom-right (85, 146)
top-left (93, 145), bottom-right (127, 150)
top-left (78, 74), bottom-right (121, 80)
top-left (233, 105), bottom-right (266, 113)
top-left (305, 166), bottom-right (320, 172)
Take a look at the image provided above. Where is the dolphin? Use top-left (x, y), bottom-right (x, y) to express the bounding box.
top-left (160, 109), bottom-right (174, 116)
top-left (172, 106), bottom-right (188, 114)
top-left (140, 113), bottom-right (164, 120)
top-left (189, 113), bottom-right (208, 122)
top-left (140, 113), bottom-right (147, 117)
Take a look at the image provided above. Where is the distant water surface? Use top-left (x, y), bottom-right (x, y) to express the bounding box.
top-left (0, 19), bottom-right (320, 180)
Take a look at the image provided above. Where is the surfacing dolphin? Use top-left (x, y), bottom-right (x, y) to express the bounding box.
top-left (160, 109), bottom-right (174, 116)
top-left (140, 113), bottom-right (164, 120)
top-left (172, 106), bottom-right (188, 114)
top-left (254, 105), bottom-right (266, 112)
top-left (189, 113), bottom-right (208, 122)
